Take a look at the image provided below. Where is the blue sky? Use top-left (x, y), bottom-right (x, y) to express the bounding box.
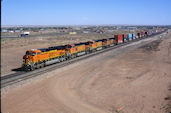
top-left (2, 0), bottom-right (171, 25)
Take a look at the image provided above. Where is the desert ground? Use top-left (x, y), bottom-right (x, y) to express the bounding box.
top-left (2, 31), bottom-right (171, 113)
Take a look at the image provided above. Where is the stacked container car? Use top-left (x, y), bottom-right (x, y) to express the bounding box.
top-left (133, 33), bottom-right (136, 40)
top-left (136, 33), bottom-right (139, 39)
top-left (137, 33), bottom-right (141, 38)
top-left (141, 32), bottom-right (144, 37)
top-left (149, 30), bottom-right (153, 36)
top-left (148, 31), bottom-right (151, 36)
top-left (128, 33), bottom-right (133, 41)
top-left (122, 34), bottom-right (125, 42)
top-left (144, 32), bottom-right (148, 37)
top-left (114, 34), bottom-right (124, 44)
top-left (124, 34), bottom-right (128, 42)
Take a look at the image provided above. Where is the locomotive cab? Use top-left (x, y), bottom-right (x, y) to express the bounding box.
top-left (23, 49), bottom-right (41, 71)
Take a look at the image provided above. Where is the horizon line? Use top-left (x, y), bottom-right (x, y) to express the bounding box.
top-left (2, 24), bottom-right (171, 27)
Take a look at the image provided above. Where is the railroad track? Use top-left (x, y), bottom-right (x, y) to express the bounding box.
top-left (1, 31), bottom-right (167, 88)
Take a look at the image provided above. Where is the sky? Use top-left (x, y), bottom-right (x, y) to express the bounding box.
top-left (2, 0), bottom-right (171, 25)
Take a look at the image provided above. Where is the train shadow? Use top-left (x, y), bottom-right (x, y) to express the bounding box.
top-left (11, 67), bottom-right (23, 72)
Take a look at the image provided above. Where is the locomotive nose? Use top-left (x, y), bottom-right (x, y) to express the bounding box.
top-left (23, 55), bottom-right (30, 65)
top-left (23, 55), bottom-right (28, 59)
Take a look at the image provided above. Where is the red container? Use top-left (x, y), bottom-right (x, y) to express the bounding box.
top-left (118, 34), bottom-right (123, 44)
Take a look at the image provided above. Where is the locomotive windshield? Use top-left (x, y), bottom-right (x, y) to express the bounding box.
top-left (26, 51), bottom-right (30, 55)
top-left (25, 51), bottom-right (35, 56)
top-left (31, 52), bottom-right (36, 56)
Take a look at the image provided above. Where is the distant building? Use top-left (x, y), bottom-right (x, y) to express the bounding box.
top-left (69, 32), bottom-right (77, 35)
top-left (20, 32), bottom-right (30, 37)
top-left (9, 30), bottom-right (14, 33)
top-left (2, 29), bottom-right (8, 32)
top-left (96, 30), bottom-right (104, 34)
top-left (40, 28), bottom-right (45, 31)
top-left (15, 30), bottom-right (21, 32)
top-left (128, 27), bottom-right (137, 30)
top-left (83, 31), bottom-right (89, 33)
top-left (56, 30), bottom-right (60, 33)
top-left (106, 30), bottom-right (114, 33)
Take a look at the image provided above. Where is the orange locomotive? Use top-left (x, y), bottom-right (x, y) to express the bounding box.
top-left (65, 44), bottom-right (78, 58)
top-left (65, 43), bottom-right (86, 58)
top-left (95, 40), bottom-right (103, 50)
top-left (88, 41), bottom-right (97, 52)
top-left (102, 38), bottom-right (111, 47)
top-left (23, 46), bottom-right (66, 71)
top-left (109, 38), bottom-right (117, 46)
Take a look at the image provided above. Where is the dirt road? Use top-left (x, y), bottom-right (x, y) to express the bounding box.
top-left (2, 32), bottom-right (171, 113)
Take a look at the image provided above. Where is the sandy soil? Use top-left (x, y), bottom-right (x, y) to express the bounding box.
top-left (1, 32), bottom-right (171, 113)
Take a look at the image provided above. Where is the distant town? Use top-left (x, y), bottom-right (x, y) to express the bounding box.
top-left (2, 25), bottom-right (171, 38)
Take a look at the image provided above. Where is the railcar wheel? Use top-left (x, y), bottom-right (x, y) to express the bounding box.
top-left (30, 65), bottom-right (35, 71)
top-left (24, 67), bottom-right (29, 72)
top-left (21, 66), bottom-right (25, 71)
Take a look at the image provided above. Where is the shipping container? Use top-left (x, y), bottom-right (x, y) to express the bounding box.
top-left (133, 33), bottom-right (136, 39)
top-left (141, 32), bottom-right (144, 37)
top-left (145, 32), bottom-right (148, 37)
top-left (137, 33), bottom-right (141, 38)
top-left (124, 34), bottom-right (128, 42)
top-left (148, 31), bottom-right (151, 36)
top-left (115, 34), bottom-right (123, 44)
top-left (128, 33), bottom-right (133, 41)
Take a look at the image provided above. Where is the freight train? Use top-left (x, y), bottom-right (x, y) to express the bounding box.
top-left (22, 29), bottom-right (165, 71)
